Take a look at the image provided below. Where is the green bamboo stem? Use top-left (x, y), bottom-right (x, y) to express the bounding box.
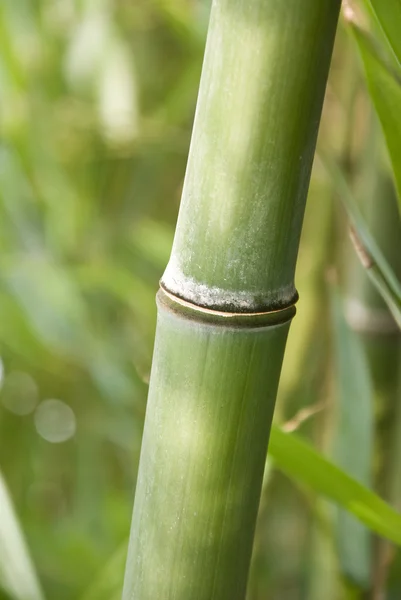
top-left (161, 0), bottom-right (341, 313)
top-left (123, 293), bottom-right (293, 599)
top-left (123, 1), bottom-right (341, 598)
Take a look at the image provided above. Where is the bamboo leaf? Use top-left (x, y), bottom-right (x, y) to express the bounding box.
top-left (268, 426), bottom-right (401, 546)
top-left (367, 0), bottom-right (401, 68)
top-left (320, 153), bottom-right (401, 328)
top-left (331, 290), bottom-right (373, 587)
top-left (351, 25), bottom-right (401, 213)
top-left (80, 543), bottom-right (127, 600)
top-left (0, 471), bottom-right (44, 600)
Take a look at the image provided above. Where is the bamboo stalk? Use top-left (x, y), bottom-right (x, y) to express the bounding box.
top-left (123, 1), bottom-right (341, 598)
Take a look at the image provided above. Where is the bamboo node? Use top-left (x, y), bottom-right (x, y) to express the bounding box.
top-left (158, 285), bottom-right (297, 327)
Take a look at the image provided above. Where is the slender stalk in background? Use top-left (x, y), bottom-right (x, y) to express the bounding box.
top-left (345, 169), bottom-right (401, 597)
top-left (333, 99), bottom-right (379, 598)
top-left (122, 1), bottom-right (341, 598)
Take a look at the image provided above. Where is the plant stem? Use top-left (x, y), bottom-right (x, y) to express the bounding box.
top-left (123, 1), bottom-right (341, 598)
top-left (344, 116), bottom-right (401, 598)
top-left (161, 0), bottom-right (341, 313)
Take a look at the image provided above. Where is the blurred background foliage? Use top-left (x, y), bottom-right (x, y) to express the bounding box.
top-left (0, 1), bottom-right (400, 599)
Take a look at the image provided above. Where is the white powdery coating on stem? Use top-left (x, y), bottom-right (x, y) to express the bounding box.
top-left (162, 258), bottom-right (296, 311)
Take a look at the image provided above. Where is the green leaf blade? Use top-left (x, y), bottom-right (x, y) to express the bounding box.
top-left (368, 0), bottom-right (401, 68)
top-left (269, 426), bottom-right (401, 546)
top-left (320, 153), bottom-right (401, 328)
top-left (352, 25), bottom-right (401, 214)
top-left (331, 290), bottom-right (373, 587)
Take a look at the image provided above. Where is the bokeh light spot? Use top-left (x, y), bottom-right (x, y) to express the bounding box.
top-left (34, 399), bottom-right (76, 443)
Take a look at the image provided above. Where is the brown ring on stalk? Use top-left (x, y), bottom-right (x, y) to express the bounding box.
top-left (158, 285), bottom-right (297, 328)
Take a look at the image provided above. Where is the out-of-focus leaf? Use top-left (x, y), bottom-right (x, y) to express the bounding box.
top-left (351, 26), bottom-right (401, 214)
top-left (321, 153), bottom-right (401, 328)
top-left (97, 40), bottom-right (139, 145)
top-left (80, 543), bottom-right (127, 600)
top-left (152, 0), bottom-right (206, 44)
top-left (0, 5), bottom-right (26, 90)
top-left (367, 0), bottom-right (401, 68)
top-left (65, 9), bottom-right (111, 90)
top-left (2, 258), bottom-right (89, 357)
top-left (0, 258), bottom-right (140, 403)
top-left (331, 290), bottom-right (373, 587)
top-left (132, 219), bottom-right (174, 270)
top-left (0, 291), bottom-right (52, 369)
top-left (308, 501), bottom-right (344, 600)
top-left (269, 426), bottom-right (401, 546)
top-left (0, 147), bottom-right (43, 251)
top-left (0, 471), bottom-right (44, 600)
top-left (74, 263), bottom-right (155, 326)
top-left (86, 343), bottom-right (140, 407)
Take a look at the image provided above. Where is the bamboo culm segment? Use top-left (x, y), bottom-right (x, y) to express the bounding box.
top-left (162, 0), bottom-right (341, 311)
top-left (123, 0), bottom-right (341, 598)
top-left (123, 291), bottom-right (291, 600)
